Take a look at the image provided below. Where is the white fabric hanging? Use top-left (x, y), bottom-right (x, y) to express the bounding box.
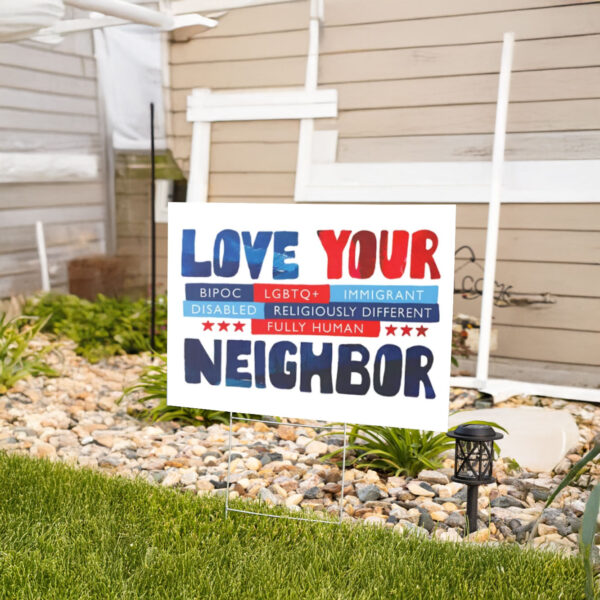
top-left (94, 22), bottom-right (166, 150)
top-left (0, 0), bottom-right (64, 42)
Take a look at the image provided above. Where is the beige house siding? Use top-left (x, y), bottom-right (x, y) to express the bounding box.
top-left (168, 0), bottom-right (600, 381)
top-left (114, 155), bottom-right (155, 297)
top-left (115, 153), bottom-right (184, 297)
top-left (169, 0), bottom-right (308, 193)
top-left (0, 23), bottom-right (108, 298)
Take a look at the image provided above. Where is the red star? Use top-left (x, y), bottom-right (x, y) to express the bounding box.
top-left (416, 325), bottom-right (428, 337)
top-left (202, 321), bottom-right (214, 331)
top-left (385, 325), bottom-right (397, 336)
top-left (218, 321), bottom-right (229, 331)
top-left (401, 325), bottom-right (412, 336)
top-left (233, 321), bottom-right (245, 332)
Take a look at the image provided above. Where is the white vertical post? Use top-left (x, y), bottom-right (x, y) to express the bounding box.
top-left (35, 221), bottom-right (51, 292)
top-left (186, 89), bottom-right (211, 203)
top-left (93, 28), bottom-right (116, 255)
top-left (476, 32), bottom-right (515, 384)
top-left (294, 0), bottom-right (322, 201)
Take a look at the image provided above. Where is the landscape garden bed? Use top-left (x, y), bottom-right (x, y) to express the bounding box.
top-left (0, 293), bottom-right (598, 598)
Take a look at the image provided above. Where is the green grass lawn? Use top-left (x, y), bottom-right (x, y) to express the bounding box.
top-left (0, 454), bottom-right (586, 600)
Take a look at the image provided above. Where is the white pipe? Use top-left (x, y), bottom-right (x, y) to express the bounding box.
top-left (304, 1), bottom-right (320, 91)
top-left (475, 32), bottom-right (515, 384)
top-left (35, 16), bottom-right (124, 38)
top-left (64, 0), bottom-right (174, 29)
top-left (35, 221), bottom-right (51, 293)
top-left (35, 13), bottom-right (216, 38)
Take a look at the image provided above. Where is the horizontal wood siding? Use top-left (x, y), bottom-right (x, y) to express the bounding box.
top-left (0, 21), bottom-right (107, 298)
top-left (169, 0), bottom-right (307, 186)
top-left (0, 220), bottom-right (105, 297)
top-left (168, 0), bottom-right (600, 380)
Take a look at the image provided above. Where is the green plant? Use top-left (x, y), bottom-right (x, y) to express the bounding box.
top-left (323, 421), bottom-right (507, 478)
top-left (0, 313), bottom-right (57, 393)
top-left (529, 434), bottom-right (600, 599)
top-left (323, 425), bottom-right (455, 477)
top-left (24, 293), bottom-right (167, 363)
top-left (504, 457), bottom-right (522, 475)
top-left (120, 355), bottom-right (256, 426)
top-left (582, 484), bottom-right (600, 600)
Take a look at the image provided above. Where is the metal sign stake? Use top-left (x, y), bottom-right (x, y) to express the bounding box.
top-left (225, 414), bottom-right (349, 526)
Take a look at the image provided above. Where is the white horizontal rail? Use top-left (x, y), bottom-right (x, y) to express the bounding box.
top-left (187, 89), bottom-right (337, 122)
top-left (188, 103), bottom-right (336, 122)
top-left (188, 89), bottom-right (335, 109)
top-left (298, 160), bottom-right (600, 203)
top-left (451, 376), bottom-right (600, 403)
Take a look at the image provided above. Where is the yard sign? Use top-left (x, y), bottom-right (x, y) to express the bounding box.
top-left (168, 203), bottom-right (455, 431)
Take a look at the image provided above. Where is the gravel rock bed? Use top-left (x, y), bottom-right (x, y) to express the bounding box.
top-left (0, 338), bottom-right (598, 554)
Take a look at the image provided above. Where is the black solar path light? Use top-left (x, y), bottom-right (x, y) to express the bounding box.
top-left (447, 424), bottom-right (504, 534)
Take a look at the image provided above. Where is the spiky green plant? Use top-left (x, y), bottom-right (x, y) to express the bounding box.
top-left (0, 313), bottom-right (57, 393)
top-left (322, 425), bottom-right (455, 477)
top-left (322, 420), bottom-right (507, 478)
top-left (529, 434), bottom-right (600, 599)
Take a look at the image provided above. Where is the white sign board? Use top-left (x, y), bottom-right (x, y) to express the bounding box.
top-left (168, 203), bottom-right (455, 431)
